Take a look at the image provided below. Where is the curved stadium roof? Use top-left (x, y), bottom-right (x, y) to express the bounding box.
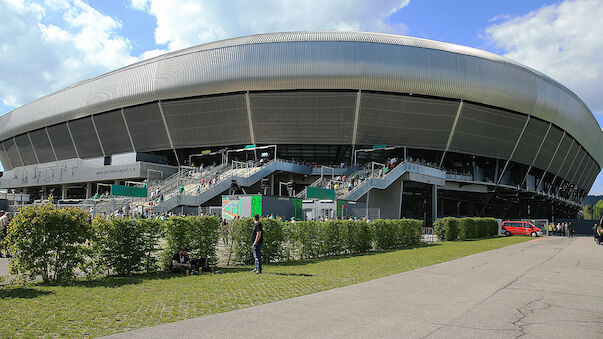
top-left (1, 31), bottom-right (601, 171)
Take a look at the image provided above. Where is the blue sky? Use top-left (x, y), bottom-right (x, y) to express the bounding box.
top-left (0, 0), bottom-right (602, 194)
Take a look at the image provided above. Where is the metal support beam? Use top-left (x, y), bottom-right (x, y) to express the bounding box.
top-left (540, 131), bottom-right (565, 193)
top-left (398, 180), bottom-right (404, 219)
top-left (120, 108), bottom-right (136, 152)
top-left (576, 160), bottom-right (594, 190)
top-left (157, 100), bottom-right (180, 167)
top-left (65, 121), bottom-right (80, 159)
top-left (439, 100), bottom-right (463, 168)
top-left (45, 127), bottom-right (59, 162)
top-left (26, 132), bottom-right (40, 164)
top-left (1, 141), bottom-right (12, 169)
top-left (12, 137), bottom-right (24, 166)
top-left (432, 184), bottom-right (438, 223)
top-left (245, 91), bottom-right (256, 145)
top-left (569, 150), bottom-right (586, 184)
top-left (90, 115), bottom-right (105, 157)
top-left (549, 139), bottom-right (575, 191)
top-left (351, 90), bottom-right (362, 148)
top-left (497, 115), bottom-right (531, 185)
top-left (521, 122), bottom-right (551, 187)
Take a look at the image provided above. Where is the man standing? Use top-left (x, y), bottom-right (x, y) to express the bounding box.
top-left (252, 214), bottom-right (263, 274)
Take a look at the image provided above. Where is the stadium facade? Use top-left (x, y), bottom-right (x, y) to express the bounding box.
top-left (0, 32), bottom-right (601, 221)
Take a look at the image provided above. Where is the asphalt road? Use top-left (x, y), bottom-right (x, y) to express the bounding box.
top-left (106, 236), bottom-right (603, 338)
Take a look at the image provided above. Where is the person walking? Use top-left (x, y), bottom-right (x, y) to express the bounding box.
top-left (567, 222), bottom-right (574, 238)
top-left (251, 214), bottom-right (263, 274)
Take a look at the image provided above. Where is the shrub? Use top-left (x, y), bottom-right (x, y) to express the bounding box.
top-left (433, 217), bottom-right (459, 241)
top-left (316, 220), bottom-right (344, 256)
top-left (285, 221), bottom-right (320, 259)
top-left (162, 216), bottom-right (220, 269)
top-left (396, 219), bottom-right (422, 247)
top-left (229, 217), bottom-right (254, 264)
top-left (91, 217), bottom-right (147, 276)
top-left (4, 204), bottom-right (93, 283)
top-left (186, 216), bottom-right (220, 263)
top-left (372, 219), bottom-right (396, 250)
top-left (372, 219), bottom-right (422, 249)
top-left (435, 217), bottom-right (498, 240)
top-left (474, 218), bottom-right (498, 237)
top-left (139, 218), bottom-right (163, 273)
top-left (343, 220), bottom-right (372, 254)
top-left (260, 218), bottom-right (285, 263)
top-left (458, 218), bottom-right (476, 240)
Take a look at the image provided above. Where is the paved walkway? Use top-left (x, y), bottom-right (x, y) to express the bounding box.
top-left (107, 236), bottom-right (603, 338)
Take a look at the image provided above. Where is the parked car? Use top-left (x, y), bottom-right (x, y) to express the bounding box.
top-left (501, 221), bottom-right (542, 237)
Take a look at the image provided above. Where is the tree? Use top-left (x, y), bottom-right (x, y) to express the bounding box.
top-left (594, 200), bottom-right (603, 221)
top-left (584, 205), bottom-right (593, 220)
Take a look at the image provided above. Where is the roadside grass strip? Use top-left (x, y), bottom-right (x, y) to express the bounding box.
top-left (0, 236), bottom-right (530, 338)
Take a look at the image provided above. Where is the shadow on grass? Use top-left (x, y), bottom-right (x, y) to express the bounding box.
top-left (217, 243), bottom-right (441, 272)
top-left (267, 272), bottom-right (314, 277)
top-left (0, 287), bottom-right (54, 299)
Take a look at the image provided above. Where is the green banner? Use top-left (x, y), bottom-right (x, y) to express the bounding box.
top-left (111, 185), bottom-right (148, 198)
top-left (250, 195), bottom-right (263, 217)
top-left (306, 187), bottom-right (335, 200)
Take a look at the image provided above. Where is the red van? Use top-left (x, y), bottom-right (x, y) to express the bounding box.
top-left (501, 221), bottom-right (541, 237)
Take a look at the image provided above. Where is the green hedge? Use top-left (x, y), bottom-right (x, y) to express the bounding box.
top-left (90, 217), bottom-right (162, 276)
top-left (225, 218), bottom-right (423, 264)
top-left (434, 217), bottom-right (498, 241)
top-left (4, 203), bottom-right (93, 283)
top-left (372, 219), bottom-right (422, 250)
top-left (161, 216), bottom-right (220, 269)
top-left (4, 203), bottom-right (443, 281)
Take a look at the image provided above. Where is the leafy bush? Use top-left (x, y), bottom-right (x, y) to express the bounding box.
top-left (372, 219), bottom-right (422, 250)
top-left (260, 218), bottom-right (285, 263)
top-left (4, 204), bottom-right (93, 283)
top-left (435, 217), bottom-right (498, 240)
top-left (458, 218), bottom-right (476, 240)
top-left (316, 220), bottom-right (344, 256)
top-left (139, 218), bottom-right (163, 273)
top-left (90, 217), bottom-right (147, 276)
top-left (343, 220), bottom-right (372, 254)
top-left (229, 217), bottom-right (254, 264)
top-left (162, 216), bottom-right (220, 269)
top-left (289, 221), bottom-right (321, 259)
top-left (434, 217), bottom-right (460, 241)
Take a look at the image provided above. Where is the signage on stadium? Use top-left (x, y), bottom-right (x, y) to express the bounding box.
top-left (306, 187), bottom-right (335, 200)
top-left (111, 184), bottom-right (148, 198)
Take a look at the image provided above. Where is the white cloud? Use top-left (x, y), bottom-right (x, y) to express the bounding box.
top-left (485, 0), bottom-right (603, 117)
top-left (0, 0), bottom-right (138, 108)
top-left (131, 0), bottom-right (410, 51)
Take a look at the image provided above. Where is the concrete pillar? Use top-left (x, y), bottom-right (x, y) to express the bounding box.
top-left (398, 180), bottom-right (404, 219)
top-left (86, 182), bottom-right (92, 198)
top-left (114, 180), bottom-right (120, 186)
top-left (365, 190), bottom-right (370, 218)
top-left (270, 174), bottom-right (275, 196)
top-left (432, 184), bottom-right (438, 224)
top-left (62, 184), bottom-right (68, 199)
top-left (42, 186), bottom-right (47, 199)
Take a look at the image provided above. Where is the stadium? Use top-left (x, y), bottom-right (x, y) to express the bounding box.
top-left (0, 31), bottom-right (601, 222)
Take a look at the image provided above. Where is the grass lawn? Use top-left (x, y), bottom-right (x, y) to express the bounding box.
top-left (0, 236), bottom-right (530, 337)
